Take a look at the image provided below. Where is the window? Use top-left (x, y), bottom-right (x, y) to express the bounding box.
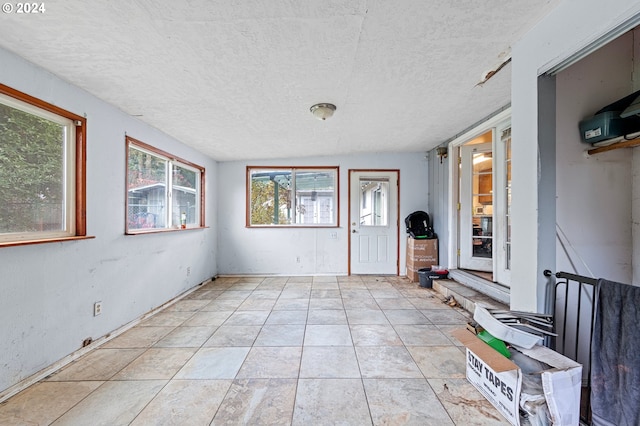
top-left (0, 84), bottom-right (87, 246)
top-left (247, 167), bottom-right (339, 227)
top-left (126, 137), bottom-right (204, 233)
top-left (359, 178), bottom-right (389, 226)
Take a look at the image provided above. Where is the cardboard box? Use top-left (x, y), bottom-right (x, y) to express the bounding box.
top-left (406, 237), bottom-right (438, 282)
top-left (452, 328), bottom-right (582, 426)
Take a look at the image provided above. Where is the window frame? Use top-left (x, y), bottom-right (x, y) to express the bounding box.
top-left (246, 166), bottom-right (340, 228)
top-left (0, 84), bottom-right (88, 248)
top-left (125, 136), bottom-right (205, 235)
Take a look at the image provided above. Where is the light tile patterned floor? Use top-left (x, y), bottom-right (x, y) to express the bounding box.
top-left (0, 275), bottom-right (510, 425)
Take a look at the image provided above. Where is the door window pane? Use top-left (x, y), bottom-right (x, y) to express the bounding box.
top-left (472, 152), bottom-right (492, 259)
top-left (359, 178), bottom-right (389, 226)
top-left (472, 216), bottom-right (493, 258)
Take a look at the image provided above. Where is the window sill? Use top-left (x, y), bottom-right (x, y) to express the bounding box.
top-left (0, 235), bottom-right (96, 248)
top-left (125, 226), bottom-right (208, 236)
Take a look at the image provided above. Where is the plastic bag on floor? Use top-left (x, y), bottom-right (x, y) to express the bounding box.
top-left (511, 348), bottom-right (552, 426)
top-left (520, 392), bottom-right (551, 426)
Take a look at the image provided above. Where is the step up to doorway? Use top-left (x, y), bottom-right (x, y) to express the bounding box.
top-left (431, 275), bottom-right (509, 314)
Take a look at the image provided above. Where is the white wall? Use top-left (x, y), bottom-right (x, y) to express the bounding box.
top-left (427, 146), bottom-right (450, 267)
top-left (0, 47), bottom-right (218, 395)
top-left (511, 0), bottom-right (640, 311)
top-left (217, 153), bottom-right (429, 275)
top-left (555, 32), bottom-right (634, 282)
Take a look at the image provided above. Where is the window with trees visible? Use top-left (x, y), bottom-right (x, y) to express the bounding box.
top-left (0, 84), bottom-right (87, 246)
top-left (126, 137), bottom-right (204, 233)
top-left (247, 167), bottom-right (339, 227)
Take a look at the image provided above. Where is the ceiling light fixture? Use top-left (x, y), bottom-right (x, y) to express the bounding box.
top-left (310, 103), bottom-right (336, 121)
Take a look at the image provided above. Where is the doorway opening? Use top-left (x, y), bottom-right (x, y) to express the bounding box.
top-left (451, 115), bottom-right (511, 288)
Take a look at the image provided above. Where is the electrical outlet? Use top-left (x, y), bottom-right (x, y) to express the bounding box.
top-left (94, 301), bottom-right (102, 316)
top-left (330, 232), bottom-right (337, 239)
top-left (296, 256), bottom-right (301, 263)
top-left (186, 266), bottom-right (191, 276)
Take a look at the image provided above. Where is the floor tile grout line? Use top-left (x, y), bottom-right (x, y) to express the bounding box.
top-left (288, 285), bottom-right (312, 426)
top-left (345, 290), bottom-right (376, 425)
top-left (4, 277), bottom-right (488, 425)
top-left (207, 277), bottom-right (261, 425)
top-left (124, 284), bottom-right (242, 425)
top-left (50, 327), bottom-right (173, 422)
top-left (46, 378), bottom-right (108, 425)
top-left (208, 275), bottom-right (273, 424)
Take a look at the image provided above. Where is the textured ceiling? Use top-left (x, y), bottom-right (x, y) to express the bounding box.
top-left (0, 0), bottom-right (559, 161)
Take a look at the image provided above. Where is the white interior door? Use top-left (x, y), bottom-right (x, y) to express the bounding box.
top-left (459, 143), bottom-right (493, 271)
top-left (349, 171), bottom-right (398, 275)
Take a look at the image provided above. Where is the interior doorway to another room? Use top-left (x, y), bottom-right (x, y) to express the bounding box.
top-left (452, 115), bottom-right (512, 288)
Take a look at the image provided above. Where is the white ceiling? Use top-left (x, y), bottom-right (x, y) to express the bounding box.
top-left (0, 0), bottom-right (559, 161)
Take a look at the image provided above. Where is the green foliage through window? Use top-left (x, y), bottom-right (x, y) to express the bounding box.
top-left (0, 105), bottom-right (65, 233)
top-left (0, 94), bottom-right (75, 240)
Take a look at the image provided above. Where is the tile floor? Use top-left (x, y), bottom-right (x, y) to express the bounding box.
top-left (0, 275), bottom-right (510, 425)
